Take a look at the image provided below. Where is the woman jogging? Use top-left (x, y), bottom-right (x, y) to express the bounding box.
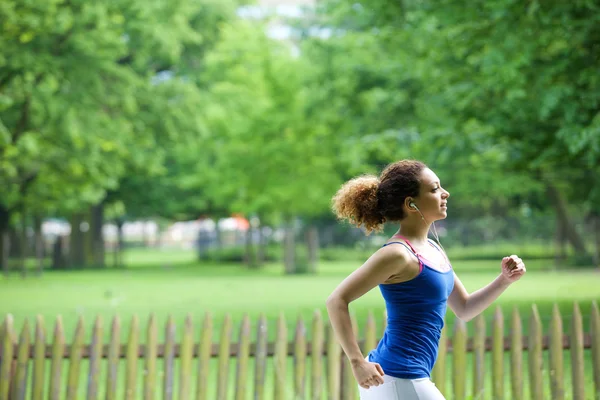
top-left (326, 160), bottom-right (526, 399)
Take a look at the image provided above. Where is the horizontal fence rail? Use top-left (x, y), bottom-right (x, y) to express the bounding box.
top-left (0, 301), bottom-right (599, 400)
top-left (2, 334), bottom-right (596, 360)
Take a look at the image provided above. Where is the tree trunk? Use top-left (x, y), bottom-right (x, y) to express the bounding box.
top-left (545, 183), bottom-right (588, 255)
top-left (244, 226), bottom-right (257, 268)
top-left (52, 236), bottom-right (67, 270)
top-left (197, 226), bottom-right (211, 262)
top-left (593, 213), bottom-right (600, 269)
top-left (306, 225), bottom-right (319, 274)
top-left (214, 222), bottom-right (222, 263)
top-left (257, 226), bottom-right (266, 265)
top-left (70, 213), bottom-right (86, 268)
top-left (554, 216), bottom-right (567, 267)
top-left (2, 232), bottom-right (9, 277)
top-left (284, 220), bottom-right (295, 274)
top-left (141, 221), bottom-right (151, 248)
top-left (19, 212), bottom-right (27, 279)
top-left (33, 215), bottom-right (44, 275)
top-left (8, 227), bottom-right (20, 258)
top-left (0, 205), bottom-right (10, 276)
top-left (90, 204), bottom-right (105, 268)
top-left (114, 218), bottom-right (124, 268)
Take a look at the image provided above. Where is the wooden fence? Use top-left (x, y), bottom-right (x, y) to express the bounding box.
top-left (0, 302), bottom-right (599, 400)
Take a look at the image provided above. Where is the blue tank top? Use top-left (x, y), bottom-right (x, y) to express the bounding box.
top-left (367, 236), bottom-right (455, 379)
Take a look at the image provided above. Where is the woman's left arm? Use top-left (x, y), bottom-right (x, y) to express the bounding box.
top-left (448, 255), bottom-right (526, 322)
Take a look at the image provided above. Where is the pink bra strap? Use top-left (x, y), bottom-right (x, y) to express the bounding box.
top-left (392, 234), bottom-right (420, 255)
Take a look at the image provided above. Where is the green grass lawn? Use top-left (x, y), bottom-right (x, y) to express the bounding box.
top-left (1, 248), bottom-right (598, 399)
top-left (1, 248), bottom-right (599, 342)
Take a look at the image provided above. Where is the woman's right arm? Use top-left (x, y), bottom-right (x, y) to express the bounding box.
top-left (325, 247), bottom-right (411, 388)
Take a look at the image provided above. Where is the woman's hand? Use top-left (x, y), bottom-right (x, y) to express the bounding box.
top-left (500, 255), bottom-right (526, 283)
top-left (351, 359), bottom-right (385, 389)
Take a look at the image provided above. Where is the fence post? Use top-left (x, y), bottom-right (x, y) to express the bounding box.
top-left (326, 320), bottom-right (341, 400)
top-left (529, 305), bottom-right (543, 400)
top-left (124, 315), bottom-right (139, 400)
top-left (31, 315), bottom-right (45, 400)
top-left (179, 314), bottom-right (193, 400)
top-left (216, 314), bottom-right (232, 400)
top-left (49, 315), bottom-right (65, 400)
top-left (452, 318), bottom-right (467, 400)
top-left (253, 313), bottom-right (267, 400)
top-left (340, 312), bottom-right (358, 400)
top-left (66, 316), bottom-right (85, 400)
top-left (571, 303), bottom-right (585, 400)
top-left (144, 314), bottom-right (158, 400)
top-left (549, 304), bottom-right (564, 400)
top-left (163, 315), bottom-right (176, 400)
top-left (311, 310), bottom-right (324, 400)
top-left (591, 301), bottom-right (600, 399)
top-left (294, 316), bottom-right (307, 399)
top-left (472, 314), bottom-right (485, 399)
top-left (492, 307), bottom-right (504, 400)
top-left (87, 316), bottom-right (103, 400)
top-left (510, 307), bottom-right (523, 400)
top-left (235, 314), bottom-right (251, 400)
top-left (0, 315), bottom-right (14, 400)
top-left (273, 313), bottom-right (287, 400)
top-left (13, 318), bottom-right (31, 400)
top-left (105, 316), bottom-right (120, 400)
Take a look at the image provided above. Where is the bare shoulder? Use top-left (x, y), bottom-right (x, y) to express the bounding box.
top-left (372, 242), bottom-right (412, 268)
top-left (375, 243), bottom-right (420, 283)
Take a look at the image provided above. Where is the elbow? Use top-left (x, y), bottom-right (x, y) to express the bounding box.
top-left (453, 303), bottom-right (473, 322)
top-left (326, 294), bottom-right (347, 311)
top-left (458, 313), bottom-right (474, 323)
top-left (325, 295), bottom-right (338, 309)
top-left (456, 307), bottom-right (480, 322)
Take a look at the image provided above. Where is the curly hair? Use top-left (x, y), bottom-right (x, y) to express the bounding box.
top-left (331, 160), bottom-right (427, 234)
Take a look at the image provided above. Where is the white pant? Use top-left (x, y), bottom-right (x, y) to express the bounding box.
top-left (358, 375), bottom-right (445, 400)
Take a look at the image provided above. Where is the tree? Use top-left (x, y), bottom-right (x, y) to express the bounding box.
top-left (0, 0), bottom-right (226, 271)
top-left (305, 0), bottom-right (599, 259)
top-left (404, 0), bottom-right (600, 256)
top-left (1, 0), bottom-right (143, 272)
top-left (191, 19), bottom-right (345, 272)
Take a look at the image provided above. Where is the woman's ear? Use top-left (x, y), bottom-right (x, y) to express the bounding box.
top-left (406, 198), bottom-right (419, 211)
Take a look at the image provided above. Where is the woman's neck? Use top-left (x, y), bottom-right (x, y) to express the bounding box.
top-left (395, 219), bottom-right (431, 246)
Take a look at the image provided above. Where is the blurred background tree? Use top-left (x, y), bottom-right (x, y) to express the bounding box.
top-left (1, 0), bottom-right (598, 276)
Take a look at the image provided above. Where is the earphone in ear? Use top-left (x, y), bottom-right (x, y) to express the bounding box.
top-left (410, 202), bottom-right (419, 210)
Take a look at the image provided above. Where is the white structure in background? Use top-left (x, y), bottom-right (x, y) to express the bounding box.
top-left (153, 216), bottom-right (251, 249)
top-left (239, 0), bottom-right (316, 43)
top-left (102, 221), bottom-right (160, 245)
top-left (41, 217), bottom-right (254, 249)
top-left (42, 219), bottom-right (71, 237)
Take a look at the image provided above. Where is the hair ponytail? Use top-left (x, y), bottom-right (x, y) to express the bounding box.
top-left (331, 175), bottom-right (385, 234)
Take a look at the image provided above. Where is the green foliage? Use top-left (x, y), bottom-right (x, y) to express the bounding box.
top-left (1, 0), bottom-right (598, 269)
top-left (0, 0), bottom-right (190, 216)
top-left (186, 18), bottom-right (345, 222)
top-left (294, 0), bottom-right (600, 261)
